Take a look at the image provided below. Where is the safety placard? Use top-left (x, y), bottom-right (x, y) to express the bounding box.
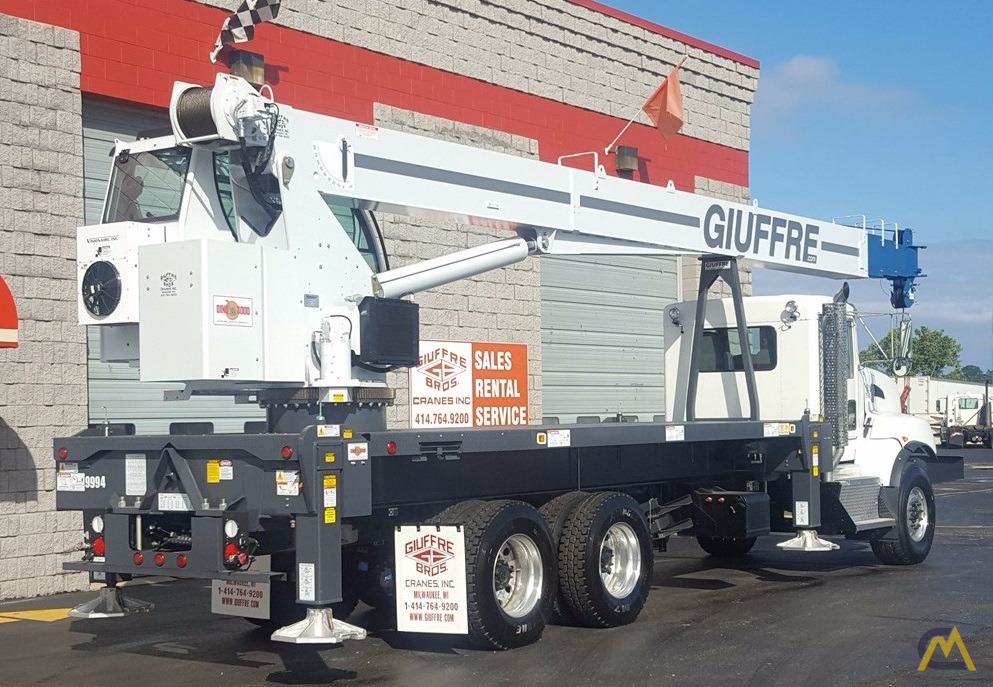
top-left (394, 525), bottom-right (468, 634)
top-left (410, 340), bottom-right (528, 429)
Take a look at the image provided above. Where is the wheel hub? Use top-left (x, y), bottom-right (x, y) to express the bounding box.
top-left (492, 533), bottom-right (543, 618)
top-left (906, 486), bottom-right (929, 542)
top-left (599, 522), bottom-right (642, 599)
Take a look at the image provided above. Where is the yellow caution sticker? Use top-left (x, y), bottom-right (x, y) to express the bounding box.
top-left (324, 507), bottom-right (337, 524)
top-left (343, 428), bottom-right (353, 439)
top-left (206, 459), bottom-right (220, 484)
top-left (324, 451), bottom-right (336, 463)
top-left (323, 474), bottom-right (338, 508)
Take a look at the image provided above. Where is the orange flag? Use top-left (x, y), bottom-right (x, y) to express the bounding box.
top-left (642, 58), bottom-right (685, 138)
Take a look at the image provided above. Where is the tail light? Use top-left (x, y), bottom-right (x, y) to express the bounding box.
top-left (92, 536), bottom-right (106, 556)
top-left (176, 554), bottom-right (188, 568)
top-left (154, 552), bottom-right (165, 567)
top-left (133, 551), bottom-right (144, 565)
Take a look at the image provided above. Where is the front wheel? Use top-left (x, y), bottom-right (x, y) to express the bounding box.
top-left (697, 536), bottom-right (757, 557)
top-left (871, 467), bottom-right (935, 565)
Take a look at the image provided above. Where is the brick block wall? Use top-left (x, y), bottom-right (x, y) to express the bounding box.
top-left (373, 104), bottom-right (541, 427)
top-left (194, 0), bottom-right (758, 151)
top-left (0, 15), bottom-right (87, 600)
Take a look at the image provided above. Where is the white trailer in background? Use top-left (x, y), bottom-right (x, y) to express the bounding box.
top-left (901, 376), bottom-right (991, 447)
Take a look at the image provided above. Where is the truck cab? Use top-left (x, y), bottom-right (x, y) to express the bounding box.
top-left (664, 294), bottom-right (936, 487)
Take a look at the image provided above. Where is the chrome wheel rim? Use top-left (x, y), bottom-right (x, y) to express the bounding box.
top-left (906, 486), bottom-right (929, 542)
top-left (492, 533), bottom-right (543, 618)
top-left (599, 522), bottom-right (642, 599)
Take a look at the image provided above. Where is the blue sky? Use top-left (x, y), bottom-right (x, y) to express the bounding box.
top-left (610, 1), bottom-right (993, 369)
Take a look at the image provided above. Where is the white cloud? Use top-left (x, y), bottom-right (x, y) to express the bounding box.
top-left (754, 56), bottom-right (913, 133)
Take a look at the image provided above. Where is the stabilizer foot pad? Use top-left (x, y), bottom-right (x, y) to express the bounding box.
top-left (270, 607), bottom-right (368, 644)
top-left (776, 529), bottom-right (840, 552)
top-left (69, 586), bottom-right (155, 619)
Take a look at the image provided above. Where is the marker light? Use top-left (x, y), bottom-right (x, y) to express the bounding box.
top-left (92, 537), bottom-right (106, 556)
top-left (386, 440), bottom-right (397, 455)
top-left (224, 519), bottom-right (239, 538)
top-left (154, 552), bottom-right (165, 566)
top-left (281, 445), bottom-right (293, 459)
top-left (58, 447), bottom-right (68, 459)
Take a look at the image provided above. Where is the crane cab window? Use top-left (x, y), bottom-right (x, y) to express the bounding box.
top-left (213, 154), bottom-right (383, 273)
top-left (699, 326), bottom-right (777, 372)
top-left (959, 397), bottom-right (980, 410)
top-left (103, 147), bottom-right (191, 223)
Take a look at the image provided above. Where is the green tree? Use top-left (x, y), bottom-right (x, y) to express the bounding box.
top-left (958, 364), bottom-right (988, 382)
top-left (859, 325), bottom-right (961, 377)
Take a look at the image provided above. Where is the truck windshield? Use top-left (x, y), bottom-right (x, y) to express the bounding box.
top-left (103, 147), bottom-right (191, 223)
top-left (959, 397), bottom-right (980, 410)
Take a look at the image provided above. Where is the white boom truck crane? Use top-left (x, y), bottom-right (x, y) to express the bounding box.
top-left (58, 71), bottom-right (956, 649)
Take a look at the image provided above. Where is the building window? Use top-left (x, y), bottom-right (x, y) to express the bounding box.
top-left (699, 325), bottom-right (777, 372)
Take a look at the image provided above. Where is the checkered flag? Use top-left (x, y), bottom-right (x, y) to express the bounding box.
top-left (210, 0), bottom-right (281, 63)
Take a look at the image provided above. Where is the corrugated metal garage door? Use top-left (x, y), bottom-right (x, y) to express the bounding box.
top-left (82, 98), bottom-right (264, 433)
top-left (541, 255), bottom-right (678, 423)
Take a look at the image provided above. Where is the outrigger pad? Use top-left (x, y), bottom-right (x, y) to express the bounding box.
top-left (270, 607), bottom-right (368, 644)
top-left (776, 530), bottom-right (840, 552)
top-left (69, 586), bottom-right (154, 619)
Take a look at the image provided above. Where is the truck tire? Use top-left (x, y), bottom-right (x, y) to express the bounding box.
top-left (559, 492), bottom-right (652, 628)
top-left (697, 536), bottom-right (757, 557)
top-left (539, 491), bottom-right (588, 623)
top-left (460, 500), bottom-right (555, 650)
top-left (870, 467), bottom-right (935, 565)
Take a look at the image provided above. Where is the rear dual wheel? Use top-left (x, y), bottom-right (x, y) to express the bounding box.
top-left (554, 492), bottom-right (653, 628)
top-left (435, 500), bottom-right (555, 650)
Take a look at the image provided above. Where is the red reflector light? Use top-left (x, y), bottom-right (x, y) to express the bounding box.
top-left (281, 445), bottom-right (293, 459)
top-left (717, 496), bottom-right (726, 504)
top-left (92, 536), bottom-right (105, 556)
top-left (57, 447), bottom-right (68, 459)
top-left (154, 552), bottom-right (165, 566)
top-left (176, 554), bottom-right (188, 568)
top-left (224, 541), bottom-right (239, 560)
top-left (386, 440), bottom-right (397, 455)
top-left (133, 552), bottom-right (143, 565)
top-left (704, 496), bottom-right (713, 503)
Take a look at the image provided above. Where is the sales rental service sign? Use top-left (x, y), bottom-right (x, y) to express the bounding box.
top-left (410, 341), bottom-right (529, 429)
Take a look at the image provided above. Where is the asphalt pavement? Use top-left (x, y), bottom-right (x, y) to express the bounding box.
top-left (1, 449), bottom-right (991, 687)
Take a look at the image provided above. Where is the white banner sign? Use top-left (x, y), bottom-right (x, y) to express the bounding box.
top-left (410, 340), bottom-right (528, 429)
top-left (394, 525), bottom-right (468, 635)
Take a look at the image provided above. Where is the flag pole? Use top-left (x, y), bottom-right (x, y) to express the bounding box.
top-left (604, 116), bottom-right (639, 156)
top-left (604, 56), bottom-right (688, 155)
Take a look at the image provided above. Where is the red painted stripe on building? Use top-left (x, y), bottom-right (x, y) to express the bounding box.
top-left (0, 0), bottom-right (748, 190)
top-left (564, 0), bottom-right (759, 69)
top-left (0, 276), bottom-right (18, 348)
